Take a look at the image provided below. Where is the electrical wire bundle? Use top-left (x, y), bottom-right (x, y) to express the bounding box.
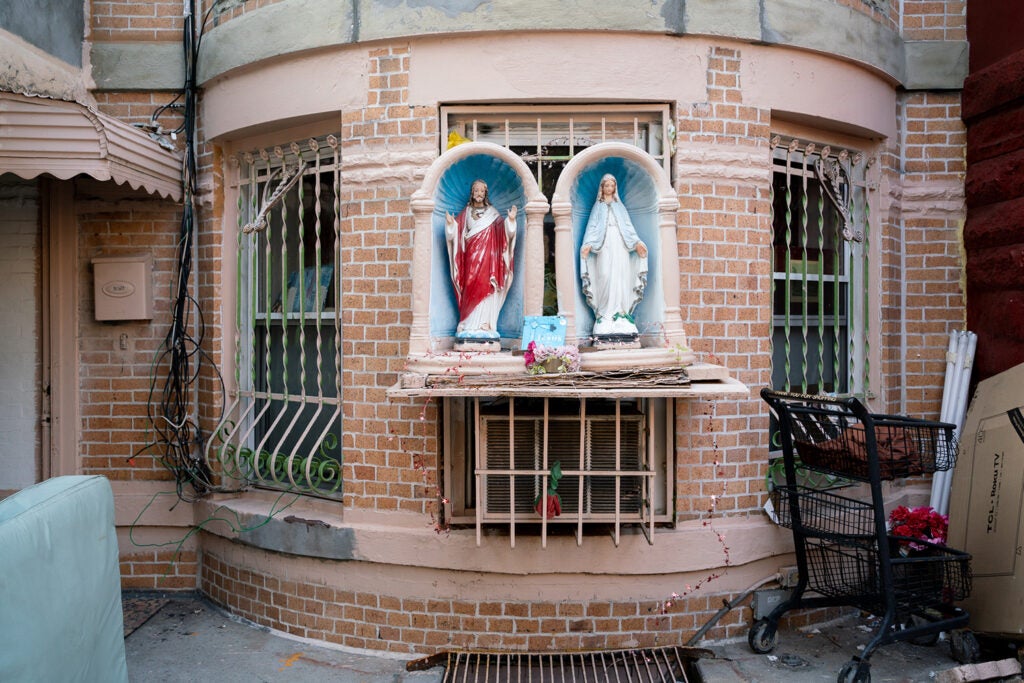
top-left (136, 0), bottom-right (227, 502)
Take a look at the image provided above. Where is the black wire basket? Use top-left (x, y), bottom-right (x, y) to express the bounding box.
top-left (771, 485), bottom-right (876, 540)
top-left (788, 408), bottom-right (958, 481)
top-left (804, 538), bottom-right (972, 619)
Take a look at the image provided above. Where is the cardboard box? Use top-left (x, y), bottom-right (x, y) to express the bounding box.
top-left (947, 361), bottom-right (1024, 636)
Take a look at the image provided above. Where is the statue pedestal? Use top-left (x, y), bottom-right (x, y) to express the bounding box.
top-left (579, 346), bottom-right (695, 372)
top-left (403, 350), bottom-right (524, 377)
top-left (591, 334), bottom-right (641, 350)
top-left (454, 338), bottom-right (500, 353)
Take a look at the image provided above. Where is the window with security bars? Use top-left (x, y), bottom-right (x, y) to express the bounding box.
top-left (443, 396), bottom-right (673, 546)
top-left (439, 106), bottom-right (676, 541)
top-left (481, 414), bottom-right (645, 519)
top-left (207, 136), bottom-right (343, 497)
top-left (443, 105), bottom-right (672, 313)
top-left (769, 136), bottom-right (873, 448)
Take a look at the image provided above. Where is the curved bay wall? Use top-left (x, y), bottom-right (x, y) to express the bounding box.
top-left (90, 0), bottom-right (966, 93)
top-left (197, 500), bottom-right (807, 650)
top-left (84, 0), bottom-right (968, 653)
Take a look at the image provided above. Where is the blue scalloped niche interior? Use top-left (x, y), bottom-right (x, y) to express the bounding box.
top-left (429, 153), bottom-right (527, 339)
top-left (572, 156), bottom-right (664, 339)
top-left (426, 153), bottom-right (665, 344)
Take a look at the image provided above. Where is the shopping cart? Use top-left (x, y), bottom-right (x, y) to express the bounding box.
top-left (751, 389), bottom-right (978, 683)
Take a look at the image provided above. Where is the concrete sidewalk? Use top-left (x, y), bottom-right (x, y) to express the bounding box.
top-left (124, 594), bottom-right (443, 683)
top-left (123, 593), bottom-right (1012, 683)
top-left (699, 614), bottom-right (986, 683)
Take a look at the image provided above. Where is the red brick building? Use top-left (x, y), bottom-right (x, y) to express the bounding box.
top-left (1, 0), bottom-right (973, 653)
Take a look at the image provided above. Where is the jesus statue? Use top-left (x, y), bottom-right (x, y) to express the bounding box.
top-left (445, 179), bottom-right (518, 342)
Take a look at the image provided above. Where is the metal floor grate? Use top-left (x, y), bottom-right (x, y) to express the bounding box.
top-left (430, 646), bottom-right (708, 682)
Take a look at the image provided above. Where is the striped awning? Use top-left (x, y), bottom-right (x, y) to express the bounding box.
top-left (0, 93), bottom-right (182, 201)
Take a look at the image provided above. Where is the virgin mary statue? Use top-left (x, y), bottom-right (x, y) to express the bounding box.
top-left (579, 173), bottom-right (648, 338)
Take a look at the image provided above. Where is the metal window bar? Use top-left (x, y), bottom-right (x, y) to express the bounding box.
top-left (443, 105), bottom-right (671, 317)
top-left (769, 136), bottom-right (871, 401)
top-left (206, 135), bottom-right (344, 498)
top-left (441, 104), bottom-right (672, 178)
top-left (474, 397), bottom-right (655, 548)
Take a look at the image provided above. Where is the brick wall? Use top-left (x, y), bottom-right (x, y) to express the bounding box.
top-left (92, 92), bottom-right (186, 140)
top-left (191, 36), bottom-right (964, 532)
top-left (673, 47), bottom-right (773, 522)
top-left (201, 541), bottom-right (841, 651)
top-left (338, 44), bottom-right (440, 516)
top-left (90, 0), bottom-right (184, 41)
top-left (87, 0), bottom-right (222, 591)
top-left (78, 200), bottom-right (185, 482)
top-left (76, 194), bottom-right (202, 589)
top-left (121, 547), bottom-right (198, 590)
top-left (893, 92), bottom-right (967, 415)
top-left (79, 0), bottom-right (970, 649)
top-left (902, 0), bottom-right (967, 41)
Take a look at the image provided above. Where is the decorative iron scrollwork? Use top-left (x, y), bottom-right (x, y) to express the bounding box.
top-left (241, 159), bottom-right (309, 234)
top-left (814, 155), bottom-right (862, 243)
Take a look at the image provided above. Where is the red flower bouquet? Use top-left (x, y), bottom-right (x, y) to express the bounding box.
top-left (534, 461), bottom-right (563, 519)
top-left (535, 492), bottom-right (561, 519)
top-left (888, 505), bottom-right (948, 553)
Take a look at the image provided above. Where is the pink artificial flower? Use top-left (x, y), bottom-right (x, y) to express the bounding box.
top-left (523, 341), bottom-right (536, 367)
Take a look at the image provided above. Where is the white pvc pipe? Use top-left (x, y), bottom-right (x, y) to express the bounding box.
top-left (947, 332), bottom-right (976, 512)
top-left (940, 336), bottom-right (960, 423)
top-left (930, 331), bottom-right (960, 508)
top-left (931, 331), bottom-right (976, 515)
top-left (900, 219), bottom-right (909, 415)
top-left (933, 332), bottom-right (963, 514)
top-left (933, 332), bottom-right (963, 504)
top-left (933, 331), bottom-right (962, 511)
top-left (937, 332), bottom-right (976, 515)
top-left (954, 332), bottom-right (977, 436)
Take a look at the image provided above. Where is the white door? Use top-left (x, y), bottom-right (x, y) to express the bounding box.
top-left (0, 177), bottom-right (42, 493)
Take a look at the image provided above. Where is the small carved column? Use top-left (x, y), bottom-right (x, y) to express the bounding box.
top-left (550, 198), bottom-right (577, 343)
top-left (657, 195), bottom-right (687, 350)
top-left (521, 198), bottom-right (551, 318)
top-left (407, 191), bottom-right (434, 356)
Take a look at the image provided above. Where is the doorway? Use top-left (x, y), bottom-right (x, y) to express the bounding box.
top-left (0, 176), bottom-right (43, 495)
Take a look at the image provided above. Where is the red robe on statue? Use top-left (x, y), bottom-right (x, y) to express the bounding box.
top-left (448, 205), bottom-right (515, 333)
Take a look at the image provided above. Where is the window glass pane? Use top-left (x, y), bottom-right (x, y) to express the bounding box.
top-left (771, 160), bottom-right (844, 277)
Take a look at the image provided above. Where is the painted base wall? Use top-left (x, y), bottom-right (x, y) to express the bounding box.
top-left (199, 533), bottom-right (843, 653)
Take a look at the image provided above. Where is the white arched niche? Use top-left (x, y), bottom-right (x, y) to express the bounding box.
top-left (551, 142), bottom-right (694, 370)
top-left (406, 142), bottom-right (549, 375)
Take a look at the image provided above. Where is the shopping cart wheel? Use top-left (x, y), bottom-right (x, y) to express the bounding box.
top-left (837, 659), bottom-right (870, 682)
top-left (903, 615), bottom-right (940, 646)
top-left (747, 618), bottom-right (778, 654)
top-left (950, 629), bottom-right (980, 664)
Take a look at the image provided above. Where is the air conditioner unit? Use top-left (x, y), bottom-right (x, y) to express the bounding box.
top-left (478, 413), bottom-right (648, 523)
